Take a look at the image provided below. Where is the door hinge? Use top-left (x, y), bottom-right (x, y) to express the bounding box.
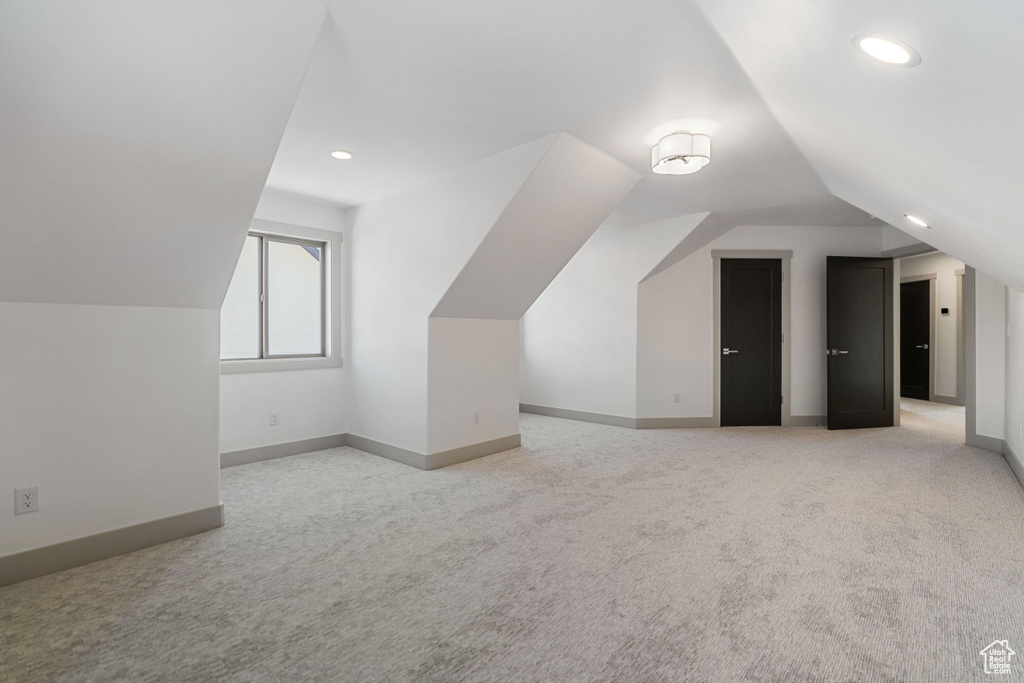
top-left (781, 333), bottom-right (785, 344)
top-left (780, 395), bottom-right (784, 404)
top-left (781, 272), bottom-right (784, 281)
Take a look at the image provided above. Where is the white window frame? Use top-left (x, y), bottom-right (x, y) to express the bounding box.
top-left (220, 218), bottom-right (344, 374)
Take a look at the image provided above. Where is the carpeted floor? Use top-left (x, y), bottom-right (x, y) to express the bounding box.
top-left (2, 402), bottom-right (1023, 682)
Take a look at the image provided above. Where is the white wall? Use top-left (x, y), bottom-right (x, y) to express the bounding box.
top-left (350, 134), bottom-right (636, 455)
top-left (898, 252), bottom-right (964, 400)
top-left (882, 225), bottom-right (925, 253)
top-left (975, 270), bottom-right (1006, 440)
top-left (347, 138), bottom-right (553, 453)
top-left (521, 214), bottom-right (708, 418)
top-left (428, 318), bottom-right (520, 453)
top-left (220, 369), bottom-right (345, 453)
top-left (219, 189), bottom-right (347, 454)
top-left (0, 5), bottom-right (324, 564)
top-left (1003, 287), bottom-right (1024, 457)
top-left (0, 303), bottom-right (220, 556)
top-left (637, 225), bottom-right (883, 419)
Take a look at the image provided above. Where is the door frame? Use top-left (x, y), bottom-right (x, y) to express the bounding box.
top-left (964, 265), bottom-right (1000, 452)
top-left (712, 250), bottom-right (792, 427)
top-left (899, 273), bottom-right (936, 402)
top-left (955, 268), bottom-right (965, 406)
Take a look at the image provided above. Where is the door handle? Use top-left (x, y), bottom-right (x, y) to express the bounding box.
top-left (722, 348), bottom-right (739, 355)
top-left (916, 344), bottom-right (929, 349)
top-left (837, 350), bottom-right (848, 354)
top-left (828, 349), bottom-right (848, 355)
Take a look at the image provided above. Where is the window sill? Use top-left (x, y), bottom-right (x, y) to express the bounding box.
top-left (220, 355), bottom-right (343, 374)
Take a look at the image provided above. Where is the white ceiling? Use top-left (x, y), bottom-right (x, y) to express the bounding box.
top-left (693, 0), bottom-right (1024, 289)
top-left (265, 0), bottom-right (849, 227)
top-left (10, 1), bottom-right (1020, 308)
top-left (0, 1), bottom-right (325, 308)
top-left (266, 0), bottom-right (1024, 289)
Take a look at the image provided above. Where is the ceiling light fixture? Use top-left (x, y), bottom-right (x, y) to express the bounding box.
top-left (853, 33), bottom-right (921, 67)
top-left (904, 214), bottom-right (929, 228)
top-left (329, 150), bottom-right (354, 160)
top-left (651, 131), bottom-right (711, 175)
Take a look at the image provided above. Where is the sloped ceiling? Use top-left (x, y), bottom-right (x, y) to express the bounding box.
top-left (266, 0), bottom-right (851, 228)
top-left (642, 197), bottom-right (883, 282)
top-left (0, 1), bottom-right (325, 308)
top-left (431, 134), bottom-right (640, 320)
top-left (692, 0), bottom-right (1024, 290)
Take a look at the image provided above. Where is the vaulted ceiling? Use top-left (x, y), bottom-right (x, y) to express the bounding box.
top-left (693, 0), bottom-right (1024, 289)
top-left (266, 0), bottom-right (1024, 289)
top-left (266, 0), bottom-right (842, 226)
top-left (0, 0), bottom-right (325, 308)
top-left (5, 0), bottom-right (1022, 310)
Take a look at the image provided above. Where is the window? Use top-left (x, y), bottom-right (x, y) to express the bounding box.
top-left (220, 219), bottom-right (342, 372)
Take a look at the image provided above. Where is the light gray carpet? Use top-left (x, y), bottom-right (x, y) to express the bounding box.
top-left (3, 405), bottom-right (1023, 682)
top-left (900, 397), bottom-right (966, 426)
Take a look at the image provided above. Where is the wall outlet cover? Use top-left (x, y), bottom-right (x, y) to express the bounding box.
top-left (15, 486), bottom-right (39, 515)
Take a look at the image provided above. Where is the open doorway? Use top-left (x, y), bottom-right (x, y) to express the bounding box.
top-left (897, 251), bottom-right (966, 436)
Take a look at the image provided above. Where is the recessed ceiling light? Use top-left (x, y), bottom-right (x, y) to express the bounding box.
top-left (904, 214), bottom-right (929, 228)
top-left (329, 150), bottom-right (354, 160)
top-left (853, 33), bottom-right (921, 67)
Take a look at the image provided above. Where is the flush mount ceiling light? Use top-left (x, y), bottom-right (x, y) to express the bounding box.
top-left (904, 214), bottom-right (930, 228)
top-left (329, 150), bottom-right (354, 160)
top-left (651, 131), bottom-right (711, 175)
top-left (853, 33), bottom-right (921, 67)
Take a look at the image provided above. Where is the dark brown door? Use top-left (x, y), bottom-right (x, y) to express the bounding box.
top-left (900, 280), bottom-right (930, 400)
top-left (721, 258), bottom-right (781, 426)
top-left (826, 256), bottom-right (894, 430)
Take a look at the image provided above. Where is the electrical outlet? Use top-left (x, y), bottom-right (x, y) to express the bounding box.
top-left (472, 411), bottom-right (480, 425)
top-left (673, 393), bottom-right (680, 404)
top-left (15, 487), bottom-right (38, 515)
top-left (270, 412), bottom-right (279, 426)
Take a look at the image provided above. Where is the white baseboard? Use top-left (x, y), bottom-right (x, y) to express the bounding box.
top-left (344, 433), bottom-right (522, 471)
top-left (221, 434), bottom-right (347, 468)
top-left (1002, 441), bottom-right (1024, 492)
top-left (519, 403), bottom-right (636, 428)
top-left (635, 417), bottom-right (715, 429)
top-left (0, 504), bottom-right (223, 588)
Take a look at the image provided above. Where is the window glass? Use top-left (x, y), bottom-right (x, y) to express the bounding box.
top-left (220, 235), bottom-right (260, 359)
top-left (267, 239), bottom-right (323, 356)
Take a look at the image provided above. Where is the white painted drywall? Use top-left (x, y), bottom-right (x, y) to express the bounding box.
top-left (521, 213), bottom-right (708, 419)
top-left (0, 1), bottom-right (325, 309)
top-left (428, 318), bottom-right (520, 454)
top-left (350, 134), bottom-right (634, 454)
top-left (637, 225), bottom-right (883, 419)
top-left (432, 134), bottom-right (640, 320)
top-left (974, 271), bottom-right (1006, 440)
top-left (0, 303), bottom-right (220, 556)
top-left (1003, 288), bottom-right (1024, 458)
top-left (693, 0), bottom-right (1024, 292)
top-left (347, 137), bottom-right (557, 453)
top-left (253, 188), bottom-right (349, 232)
top-left (882, 225), bottom-right (926, 253)
top-left (898, 252), bottom-right (965, 400)
top-left (220, 368), bottom-right (345, 454)
top-left (219, 189), bottom-right (348, 455)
